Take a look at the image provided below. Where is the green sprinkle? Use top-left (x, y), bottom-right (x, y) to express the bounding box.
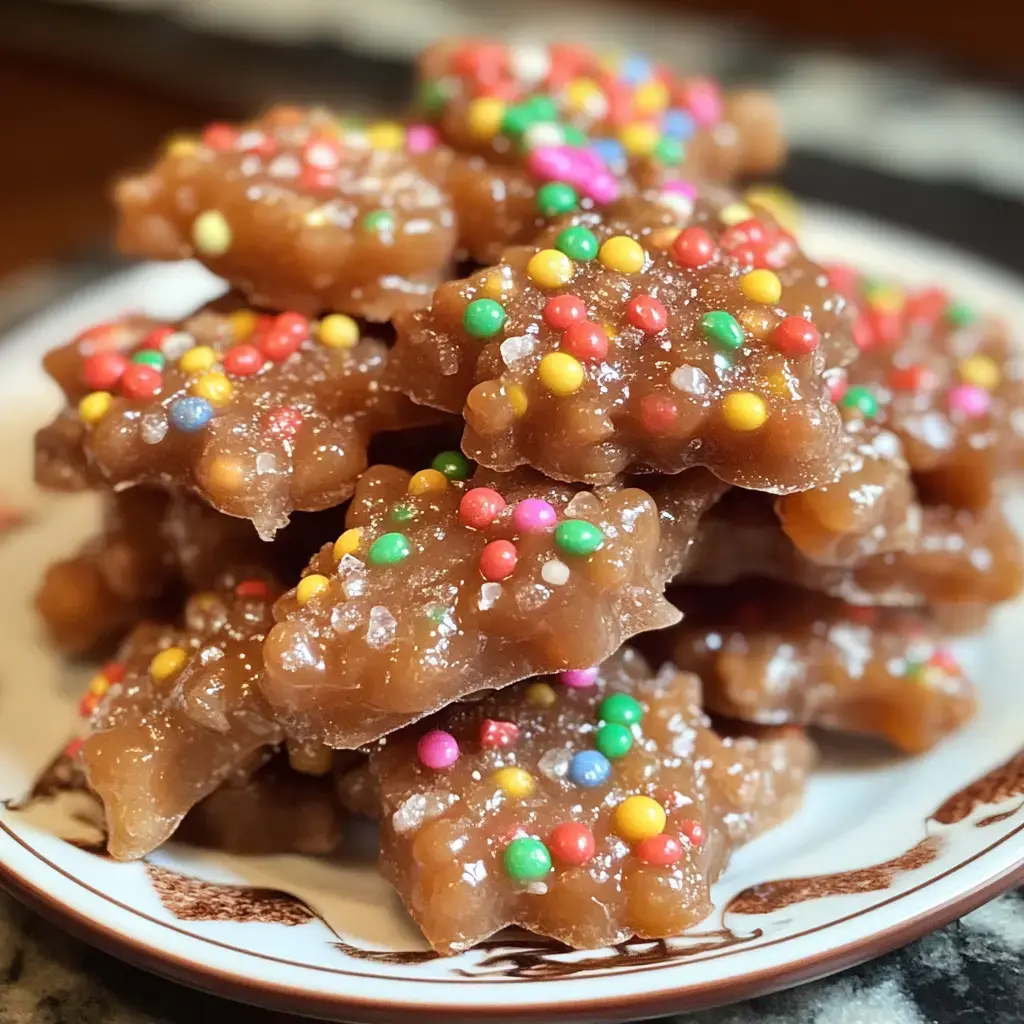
top-left (362, 209), bottom-right (395, 234)
top-left (701, 311), bottom-right (745, 350)
top-left (597, 692), bottom-right (644, 728)
top-left (841, 385), bottom-right (879, 419)
top-left (131, 350), bottom-right (165, 370)
top-left (368, 532), bottom-right (411, 566)
top-left (945, 300), bottom-right (976, 328)
top-left (595, 722), bottom-right (633, 759)
top-left (501, 103), bottom-right (536, 138)
top-left (503, 837), bottom-right (552, 881)
top-left (431, 450), bottom-right (472, 481)
top-left (527, 95), bottom-right (558, 122)
top-left (463, 298), bottom-right (506, 339)
top-left (390, 503), bottom-right (416, 522)
top-left (555, 226), bottom-right (599, 262)
top-left (536, 182), bottom-right (578, 218)
top-left (554, 519), bottom-right (604, 557)
top-left (653, 137), bottom-right (685, 165)
top-left (562, 125), bottom-right (588, 148)
top-left (417, 79), bottom-right (448, 113)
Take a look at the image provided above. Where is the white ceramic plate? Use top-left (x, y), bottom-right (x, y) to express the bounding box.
top-left (1, 206), bottom-right (1023, 1022)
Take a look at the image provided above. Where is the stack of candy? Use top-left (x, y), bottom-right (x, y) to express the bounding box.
top-left (32, 39), bottom-right (1024, 955)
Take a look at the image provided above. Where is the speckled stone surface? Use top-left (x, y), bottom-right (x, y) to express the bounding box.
top-left (0, 888), bottom-right (1021, 1023)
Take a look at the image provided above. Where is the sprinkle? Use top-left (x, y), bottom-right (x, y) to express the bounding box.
top-left (527, 249), bottom-right (575, 288)
top-left (459, 487), bottom-right (507, 530)
top-left (701, 311), bottom-right (745, 350)
top-left (169, 396), bottom-right (214, 432)
top-left (417, 730), bottom-right (460, 770)
top-left (543, 294), bottom-right (588, 329)
top-left (223, 345), bottom-right (263, 376)
top-left (719, 201), bottom-right (754, 226)
top-left (679, 818), bottom-right (706, 847)
top-left (480, 719), bottom-right (520, 749)
top-left (525, 681), bottom-right (557, 706)
top-left (318, 314), bottom-right (360, 349)
top-left (670, 364), bottom-right (710, 395)
top-left (595, 723), bottom-right (633, 759)
top-left (641, 394), bottom-right (679, 434)
top-left (959, 355), bottom-right (1001, 390)
top-left (507, 383), bottom-right (529, 417)
top-left (945, 300), bottom-right (976, 327)
top-left (78, 391), bottom-right (112, 424)
top-left (671, 226), bottom-right (716, 268)
top-left (387, 503), bottom-right (412, 522)
top-left (229, 310), bottom-right (259, 340)
top-left (535, 182), bottom-right (579, 217)
top-left (191, 372), bottom-right (233, 407)
top-left (365, 121), bottom-right (404, 150)
top-left (549, 822), bottom-right (595, 866)
top-left (149, 646), bottom-right (187, 682)
top-left (408, 469), bottom-right (448, 495)
top-left (368, 532), bottom-right (412, 565)
top-left (119, 362), bottom-right (162, 400)
top-left (81, 352), bottom-right (127, 391)
top-left (569, 750), bottom-right (611, 787)
top-left (191, 210), bottom-right (232, 255)
top-left (538, 352), bottom-right (585, 395)
top-left (619, 121), bottom-right (659, 157)
top-left (512, 498), bottom-right (557, 532)
top-left (627, 294), bottom-right (668, 334)
top-left (503, 837), bottom-right (551, 881)
top-left (296, 574), bottom-right (330, 605)
top-left (431, 450), bottom-right (472, 480)
top-left (88, 672), bottom-right (110, 697)
top-left (554, 226), bottom-right (599, 262)
top-left (597, 692), bottom-right (644, 726)
top-left (636, 833), bottom-right (683, 865)
top-left (739, 269), bottom-right (782, 305)
top-left (614, 795), bottom-right (666, 842)
top-left (599, 236), bottom-right (645, 274)
top-left (179, 346), bottom-right (218, 374)
top-left (554, 519), bottom-right (604, 557)
top-left (492, 766), bottom-right (535, 799)
top-left (235, 579), bottom-right (270, 599)
top-left (948, 384), bottom-right (991, 418)
top-left (560, 322), bottom-right (608, 362)
top-left (722, 392), bottom-right (768, 431)
top-left (361, 210), bottom-right (395, 235)
top-left (653, 136), bottom-right (685, 165)
top-left (771, 316), bottom-right (820, 356)
top-left (131, 350), bottom-right (165, 371)
top-left (888, 365), bottom-right (934, 392)
top-left (541, 559), bottom-right (570, 586)
top-left (333, 527), bottom-right (362, 560)
top-left (205, 455), bottom-right (246, 493)
top-left (264, 405), bottom-right (304, 438)
top-left (840, 385), bottom-right (879, 419)
top-left (480, 539), bottom-right (518, 582)
top-left (559, 667), bottom-right (598, 688)
top-left (405, 123), bottom-right (439, 154)
top-left (463, 298), bottom-right (507, 339)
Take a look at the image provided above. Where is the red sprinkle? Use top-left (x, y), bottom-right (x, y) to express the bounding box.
top-left (560, 321), bottom-right (609, 362)
top-left (81, 351), bottom-right (128, 391)
top-left (888, 365), bottom-right (935, 392)
top-left (864, 308), bottom-right (902, 348)
top-left (479, 539), bottom-right (518, 581)
top-left (846, 604), bottom-right (878, 626)
top-left (671, 226), bottom-right (716, 268)
top-left (771, 316), bottom-right (820, 356)
top-left (298, 166), bottom-right (338, 192)
top-left (480, 719), bottom-right (520, 749)
top-left (459, 487), bottom-right (507, 530)
top-left (549, 822), bottom-right (596, 866)
top-left (119, 363), bottom-right (162, 400)
top-left (63, 737), bottom-right (84, 760)
top-left (636, 833), bottom-right (683, 866)
top-left (102, 661), bottom-right (126, 685)
top-left (543, 294), bottom-right (588, 330)
top-left (904, 288), bottom-right (947, 325)
top-left (264, 405), bottom-right (304, 439)
top-left (235, 579), bottom-right (270, 599)
top-left (627, 294), bottom-right (668, 335)
top-left (302, 135), bottom-right (343, 170)
top-left (78, 691), bottom-right (100, 718)
top-left (929, 648), bottom-right (960, 674)
top-left (139, 325), bottom-right (176, 351)
top-left (223, 344), bottom-right (264, 376)
top-left (202, 123), bottom-right (239, 151)
top-left (853, 316), bottom-right (875, 352)
top-left (261, 325), bottom-right (304, 362)
top-left (678, 818), bottom-right (706, 848)
top-left (640, 393), bottom-right (678, 434)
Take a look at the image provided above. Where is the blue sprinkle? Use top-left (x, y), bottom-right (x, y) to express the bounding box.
top-left (620, 55), bottom-right (653, 85)
top-left (169, 396), bottom-right (214, 432)
top-left (568, 750), bottom-right (611, 788)
top-left (589, 138), bottom-right (627, 173)
top-left (662, 109), bottom-right (696, 141)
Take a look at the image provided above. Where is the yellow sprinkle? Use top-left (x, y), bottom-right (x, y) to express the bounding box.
top-left (492, 766), bottom-right (536, 799)
top-left (719, 202), bottom-right (754, 226)
top-left (746, 185), bottom-right (800, 233)
top-left (614, 795), bottom-right (666, 842)
top-left (228, 309), bottom-right (258, 340)
top-left (78, 391), bottom-right (112, 425)
top-left (565, 78), bottom-right (602, 112)
top-left (722, 392), bottom-right (768, 431)
top-left (538, 352), bottom-right (585, 396)
top-left (599, 235), bottom-right (646, 274)
top-left (408, 468), bottom-right (448, 496)
top-left (524, 682), bottom-right (557, 707)
top-left (192, 372), bottom-right (233, 406)
top-left (868, 286), bottom-right (905, 314)
top-left (506, 383), bottom-right (528, 417)
top-left (527, 249), bottom-right (574, 289)
top-left (88, 673), bottom-right (110, 697)
top-left (166, 135), bottom-right (198, 158)
top-left (179, 345), bottom-right (218, 374)
top-left (739, 269), bottom-right (782, 305)
top-left (318, 314), bottom-right (360, 349)
top-left (765, 370), bottom-right (793, 398)
top-left (634, 80), bottom-right (670, 115)
top-left (191, 210), bottom-right (232, 256)
top-left (479, 270), bottom-right (513, 301)
top-left (959, 355), bottom-right (1001, 390)
top-left (365, 121), bottom-right (405, 151)
top-left (619, 121), bottom-right (659, 157)
top-left (466, 97), bottom-right (505, 140)
top-left (333, 527), bottom-right (363, 561)
top-left (205, 455), bottom-right (246, 494)
top-left (296, 574), bottom-right (331, 606)
top-left (650, 227), bottom-right (681, 251)
top-left (149, 647), bottom-right (187, 682)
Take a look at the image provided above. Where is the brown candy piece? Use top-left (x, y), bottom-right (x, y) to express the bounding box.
top-left (115, 108), bottom-right (457, 320)
top-left (371, 649), bottom-right (814, 954)
top-left (665, 584), bottom-right (976, 754)
top-left (37, 303), bottom-right (428, 537)
top-left (394, 193), bottom-right (854, 490)
top-left (259, 462), bottom-right (722, 748)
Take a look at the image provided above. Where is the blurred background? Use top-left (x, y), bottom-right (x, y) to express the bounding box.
top-left (1, 0), bottom-right (1023, 329)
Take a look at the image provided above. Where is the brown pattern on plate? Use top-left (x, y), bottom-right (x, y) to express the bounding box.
top-left (4, 750), bottom-right (85, 809)
top-left (931, 748), bottom-right (1024, 825)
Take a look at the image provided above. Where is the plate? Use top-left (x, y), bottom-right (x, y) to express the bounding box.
top-left (1, 206), bottom-right (1023, 1023)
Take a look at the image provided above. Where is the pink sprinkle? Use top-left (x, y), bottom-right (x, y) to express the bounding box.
top-left (527, 145), bottom-right (575, 182)
top-left (948, 384), bottom-right (991, 418)
top-left (417, 729), bottom-right (460, 769)
top-left (406, 123), bottom-right (439, 154)
top-left (681, 78), bottom-right (723, 127)
top-left (662, 179), bottom-right (697, 200)
top-left (560, 667), bottom-right (599, 688)
top-left (585, 171), bottom-right (621, 204)
top-left (527, 146), bottom-right (621, 205)
top-left (512, 498), bottom-right (558, 532)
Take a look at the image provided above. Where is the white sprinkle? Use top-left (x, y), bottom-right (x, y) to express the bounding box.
top-left (268, 153), bottom-right (301, 179)
top-left (541, 560), bottom-right (570, 586)
top-left (366, 605), bottom-right (397, 648)
top-left (670, 364), bottom-right (709, 395)
top-left (500, 334), bottom-right (536, 367)
top-left (538, 747), bottom-right (572, 782)
top-left (525, 881), bottom-right (549, 896)
top-left (524, 122), bottom-right (565, 151)
top-left (658, 192), bottom-right (695, 218)
top-left (478, 582), bottom-right (503, 611)
top-left (159, 331), bottom-right (195, 360)
top-left (139, 410), bottom-right (168, 445)
top-left (509, 45), bottom-right (550, 84)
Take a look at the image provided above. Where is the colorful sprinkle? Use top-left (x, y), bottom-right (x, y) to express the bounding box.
top-left (235, 579), bottom-right (270, 599)
top-left (527, 249), bottom-right (575, 288)
top-left (492, 766), bottom-right (535, 799)
top-left (368, 532), bottom-right (412, 565)
top-left (627, 294), bottom-right (668, 335)
top-left (549, 822), bottom-right (595, 866)
top-left (503, 837), bottom-right (552, 881)
top-left (959, 355), bottom-right (1001, 390)
top-left (78, 391), bottom-right (113, 424)
top-left (614, 795), bottom-right (666, 842)
top-left (513, 498), bottom-right (557, 532)
top-left (131, 349), bottom-right (165, 371)
top-left (149, 646), bottom-right (187, 682)
top-left (361, 210), bottom-right (395, 234)
top-left (191, 372), bottom-right (233, 407)
top-left (640, 393), bottom-right (679, 434)
top-left (597, 692), bottom-right (643, 726)
top-left (535, 182), bottom-right (579, 217)
top-left (560, 321), bottom-right (608, 362)
top-left (538, 352), bottom-right (585, 395)
top-left (318, 314), bottom-right (360, 349)
top-left (506, 383), bottom-right (528, 417)
top-left (463, 298), bottom-right (507, 339)
top-left (554, 226), bottom-right (599, 262)
top-left (739, 269), bottom-right (782, 305)
top-left (417, 729), bottom-right (460, 769)
top-left (408, 468), bottom-right (448, 495)
top-left (722, 392), bottom-right (768, 431)
top-left (120, 363), bottom-right (162, 400)
top-left (559, 667), bottom-right (598, 688)
top-left (480, 539), bottom-right (519, 582)
top-left (543, 294), bottom-right (588, 329)
top-left (554, 519), bottom-right (603, 556)
top-left (598, 236), bottom-right (645, 273)
top-left (525, 681), bottom-right (557, 707)
top-left (841, 385), bottom-right (879, 419)
top-left (264, 405), bottom-right (304, 438)
top-left (595, 722), bottom-right (633, 759)
top-left (540, 559), bottom-right (570, 586)
top-left (569, 750), bottom-right (611, 787)
top-left (635, 833), bottom-right (683, 865)
top-left (671, 226), bottom-right (716, 268)
top-left (771, 316), bottom-right (820, 356)
top-left (480, 719), bottom-right (520, 749)
top-left (223, 344), bottom-right (263, 376)
top-left (179, 345), bottom-right (218, 374)
top-left (169, 396), bottom-right (213, 432)
top-left (679, 818), bottom-right (706, 848)
top-left (948, 384), bottom-right (991, 418)
top-left (333, 527), bottom-right (362, 560)
top-left (946, 300), bottom-right (975, 327)
top-left (191, 210), bottom-right (232, 255)
top-left (431, 450), bottom-right (472, 481)
top-left (459, 487), bottom-right (507, 530)
top-left (81, 351), bottom-right (127, 391)
top-left (296, 574), bottom-right (330, 605)
top-left (701, 311), bottom-right (745, 350)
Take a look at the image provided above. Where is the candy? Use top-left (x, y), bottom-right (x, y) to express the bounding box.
top-left (408, 469), bottom-right (449, 495)
top-left (120, 364), bottom-right (162, 400)
top-left (614, 794), bottom-right (665, 842)
top-left (636, 833), bottom-right (683, 865)
top-left (479, 539), bottom-right (518, 581)
top-left (463, 299), bottom-right (507, 339)
top-left (598, 235), bottom-right (645, 273)
top-left (191, 210), bottom-right (232, 255)
top-left (559, 667), bottom-right (598, 688)
top-left (671, 226), bottom-right (716, 268)
top-left (597, 692), bottom-right (643, 726)
top-left (296, 574), bottom-right (330, 606)
top-left (554, 226), bottom-right (599, 262)
top-left (78, 391), bottom-right (112, 424)
top-left (538, 352), bottom-right (585, 395)
top-left (841, 385), bottom-right (879, 419)
top-left (459, 487), bottom-right (507, 529)
top-left (548, 822), bottom-right (596, 866)
top-left (179, 346), bottom-right (217, 374)
top-left (191, 372), bottom-right (233, 407)
top-left (368, 532), bottom-right (412, 565)
top-left (626, 295), bottom-right (668, 334)
top-left (318, 314), bottom-right (360, 349)
top-left (149, 646), bottom-right (187, 682)
top-left (169, 396), bottom-right (214, 433)
top-left (480, 719), bottom-right (520, 748)
top-left (417, 730), bottom-right (460, 769)
top-left (568, 749), bottom-right (611, 787)
top-left (959, 355), bottom-right (1001, 390)
top-left (772, 316), bottom-right (820, 356)
top-left (535, 182), bottom-right (578, 217)
top-left (82, 352), bottom-right (128, 391)
top-left (333, 528), bottom-right (363, 559)
top-left (554, 519), bottom-right (603, 556)
top-left (503, 837), bottom-right (552, 881)
top-left (524, 681), bottom-right (557, 707)
top-left (543, 294), bottom-right (588, 329)
top-left (431, 450), bottom-right (472, 481)
top-left (701, 310), bottom-right (745, 350)
top-left (949, 384), bottom-right (991, 418)
top-left (527, 249), bottom-right (574, 288)
top-left (512, 498), bottom-right (557, 532)
top-left (722, 392), bottom-right (768, 430)
top-left (595, 722), bottom-right (633, 758)
top-left (223, 345), bottom-right (263, 376)
top-left (560, 321), bottom-right (608, 361)
top-left (492, 766), bottom-right (535, 798)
